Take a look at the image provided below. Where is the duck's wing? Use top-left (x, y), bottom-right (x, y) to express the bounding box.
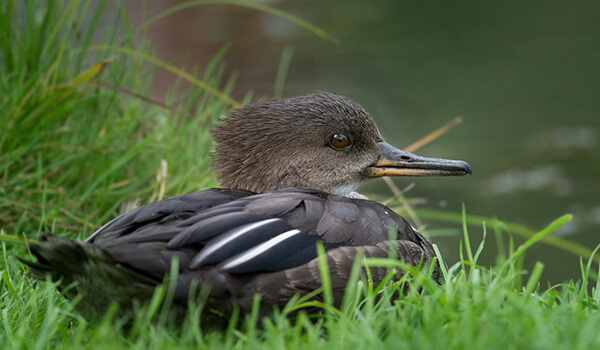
top-left (87, 188), bottom-right (434, 279)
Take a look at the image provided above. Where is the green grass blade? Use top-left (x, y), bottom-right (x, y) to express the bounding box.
top-left (273, 46), bottom-right (293, 99)
top-left (0, 234), bottom-right (36, 245)
top-left (90, 45), bottom-right (240, 107)
top-left (512, 214), bottom-right (573, 259)
top-left (410, 209), bottom-right (592, 262)
top-left (316, 242), bottom-right (333, 308)
top-left (134, 0), bottom-right (339, 44)
top-left (462, 204), bottom-right (474, 264)
top-left (524, 261), bottom-right (544, 295)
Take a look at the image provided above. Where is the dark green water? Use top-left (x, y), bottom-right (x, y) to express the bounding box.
top-left (130, 0), bottom-right (600, 283)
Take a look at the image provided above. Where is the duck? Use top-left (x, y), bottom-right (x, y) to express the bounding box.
top-left (21, 92), bottom-right (471, 321)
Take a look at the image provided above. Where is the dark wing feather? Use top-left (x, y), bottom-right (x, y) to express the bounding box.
top-left (167, 212), bottom-right (271, 248)
top-left (239, 238), bottom-right (441, 309)
top-left (88, 188), bottom-right (255, 245)
top-left (89, 188), bottom-right (427, 276)
top-left (239, 244), bottom-right (392, 306)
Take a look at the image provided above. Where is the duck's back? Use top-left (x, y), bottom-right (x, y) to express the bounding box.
top-left (25, 188), bottom-right (441, 319)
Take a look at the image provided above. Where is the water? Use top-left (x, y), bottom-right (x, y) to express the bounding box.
top-left (126, 0), bottom-right (600, 283)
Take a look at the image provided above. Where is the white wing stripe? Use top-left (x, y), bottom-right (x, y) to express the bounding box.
top-left (219, 229), bottom-right (302, 271)
top-left (85, 216), bottom-right (120, 242)
top-left (196, 218), bottom-right (281, 260)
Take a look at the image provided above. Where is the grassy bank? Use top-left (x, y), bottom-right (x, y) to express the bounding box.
top-left (1, 1), bottom-right (600, 349)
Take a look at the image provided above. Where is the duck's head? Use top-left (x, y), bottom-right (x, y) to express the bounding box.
top-left (212, 92), bottom-right (471, 195)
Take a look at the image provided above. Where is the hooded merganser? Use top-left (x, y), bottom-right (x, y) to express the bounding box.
top-left (22, 92), bottom-right (471, 320)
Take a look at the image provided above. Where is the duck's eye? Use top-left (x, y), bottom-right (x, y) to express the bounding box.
top-left (329, 134), bottom-right (351, 149)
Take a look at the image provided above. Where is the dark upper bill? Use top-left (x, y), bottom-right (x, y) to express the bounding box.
top-left (368, 142), bottom-right (472, 177)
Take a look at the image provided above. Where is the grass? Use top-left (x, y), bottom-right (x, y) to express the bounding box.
top-left (1, 1), bottom-right (600, 349)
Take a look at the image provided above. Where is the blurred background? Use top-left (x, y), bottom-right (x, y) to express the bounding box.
top-left (121, 0), bottom-right (600, 283)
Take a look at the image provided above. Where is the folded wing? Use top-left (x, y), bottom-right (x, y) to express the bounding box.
top-left (88, 188), bottom-right (428, 280)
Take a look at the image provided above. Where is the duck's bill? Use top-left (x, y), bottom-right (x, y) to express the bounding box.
top-left (368, 142), bottom-right (472, 177)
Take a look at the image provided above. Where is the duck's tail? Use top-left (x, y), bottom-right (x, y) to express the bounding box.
top-left (18, 233), bottom-right (157, 320)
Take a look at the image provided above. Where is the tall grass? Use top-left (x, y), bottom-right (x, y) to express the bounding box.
top-left (1, 1), bottom-right (600, 349)
top-left (0, 0), bottom-right (238, 238)
top-left (2, 213), bottom-right (599, 349)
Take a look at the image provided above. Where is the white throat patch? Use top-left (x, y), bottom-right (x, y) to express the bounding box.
top-left (331, 183), bottom-right (363, 197)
